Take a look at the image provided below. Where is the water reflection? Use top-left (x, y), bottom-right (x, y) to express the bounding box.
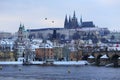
top-left (0, 65), bottom-right (119, 80)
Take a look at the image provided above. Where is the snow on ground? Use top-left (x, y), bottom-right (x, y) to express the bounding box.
top-left (0, 61), bottom-right (88, 65)
top-left (0, 61), bottom-right (22, 65)
top-left (54, 61), bottom-right (88, 65)
top-left (31, 61), bottom-right (43, 64)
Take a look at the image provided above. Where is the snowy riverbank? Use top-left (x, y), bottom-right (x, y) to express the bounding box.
top-left (0, 61), bottom-right (89, 66)
top-left (0, 61), bottom-right (23, 65)
top-left (53, 61), bottom-right (88, 65)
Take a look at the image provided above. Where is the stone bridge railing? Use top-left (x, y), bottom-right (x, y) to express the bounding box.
top-left (86, 50), bottom-right (120, 67)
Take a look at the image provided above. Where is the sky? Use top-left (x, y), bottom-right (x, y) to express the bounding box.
top-left (0, 0), bottom-right (120, 33)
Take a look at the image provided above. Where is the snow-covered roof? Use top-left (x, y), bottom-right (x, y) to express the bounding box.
top-left (88, 55), bottom-right (95, 58)
top-left (46, 40), bottom-right (53, 46)
top-left (101, 54), bottom-right (108, 59)
top-left (31, 44), bottom-right (39, 49)
top-left (32, 39), bottom-right (43, 43)
top-left (0, 40), bottom-right (6, 45)
top-left (0, 39), bottom-right (14, 46)
top-left (44, 43), bottom-right (53, 48)
top-left (118, 57), bottom-right (120, 59)
top-left (31, 42), bottom-right (53, 49)
top-left (108, 47), bottom-right (120, 51)
top-left (18, 46), bottom-right (25, 49)
top-left (79, 27), bottom-right (100, 31)
top-left (69, 46), bottom-right (76, 51)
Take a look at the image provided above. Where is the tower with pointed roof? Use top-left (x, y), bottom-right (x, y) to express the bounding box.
top-left (68, 15), bottom-right (72, 29)
top-left (18, 23), bottom-right (27, 42)
top-left (80, 16), bottom-right (83, 27)
top-left (71, 11), bottom-right (79, 29)
top-left (64, 15), bottom-right (69, 29)
top-left (64, 11), bottom-right (95, 29)
top-left (14, 23), bottom-right (29, 60)
top-left (64, 11), bottom-right (79, 29)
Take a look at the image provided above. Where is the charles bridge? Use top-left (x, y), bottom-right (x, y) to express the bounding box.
top-left (82, 46), bottom-right (120, 67)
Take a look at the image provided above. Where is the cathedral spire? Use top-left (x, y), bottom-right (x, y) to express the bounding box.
top-left (73, 11), bottom-right (76, 18)
top-left (20, 22), bottom-right (22, 27)
top-left (69, 15), bottom-right (72, 29)
top-left (22, 24), bottom-right (25, 31)
top-left (69, 15), bottom-right (71, 22)
top-left (80, 15), bottom-right (82, 27)
top-left (64, 14), bottom-right (69, 29)
top-left (19, 22), bottom-right (22, 31)
top-left (65, 14), bottom-right (68, 23)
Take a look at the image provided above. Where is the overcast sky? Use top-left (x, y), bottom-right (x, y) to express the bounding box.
top-left (0, 0), bottom-right (120, 33)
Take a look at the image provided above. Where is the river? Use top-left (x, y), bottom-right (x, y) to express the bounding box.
top-left (0, 65), bottom-right (119, 80)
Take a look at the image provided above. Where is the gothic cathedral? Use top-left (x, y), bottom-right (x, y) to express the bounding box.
top-left (64, 11), bottom-right (95, 29)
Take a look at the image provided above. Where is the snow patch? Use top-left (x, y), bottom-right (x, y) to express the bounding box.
top-left (54, 61), bottom-right (88, 65)
top-left (101, 54), bottom-right (108, 59)
top-left (88, 55), bottom-right (95, 58)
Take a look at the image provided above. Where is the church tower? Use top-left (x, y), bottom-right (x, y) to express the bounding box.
top-left (14, 23), bottom-right (29, 60)
top-left (71, 11), bottom-right (79, 29)
top-left (18, 23), bottom-right (28, 43)
top-left (80, 16), bottom-right (83, 27)
top-left (64, 15), bottom-right (69, 29)
top-left (64, 11), bottom-right (91, 29)
top-left (68, 15), bottom-right (72, 29)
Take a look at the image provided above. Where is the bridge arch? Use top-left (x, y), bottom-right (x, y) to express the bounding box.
top-left (95, 54), bottom-right (103, 66)
top-left (111, 54), bottom-right (119, 67)
top-left (82, 54), bottom-right (89, 60)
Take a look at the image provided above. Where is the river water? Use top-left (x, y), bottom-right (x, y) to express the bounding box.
top-left (0, 65), bottom-right (119, 80)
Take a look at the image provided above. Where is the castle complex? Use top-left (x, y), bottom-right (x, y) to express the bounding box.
top-left (27, 11), bottom-right (109, 44)
top-left (1, 11), bottom-right (120, 67)
top-left (64, 11), bottom-right (95, 29)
